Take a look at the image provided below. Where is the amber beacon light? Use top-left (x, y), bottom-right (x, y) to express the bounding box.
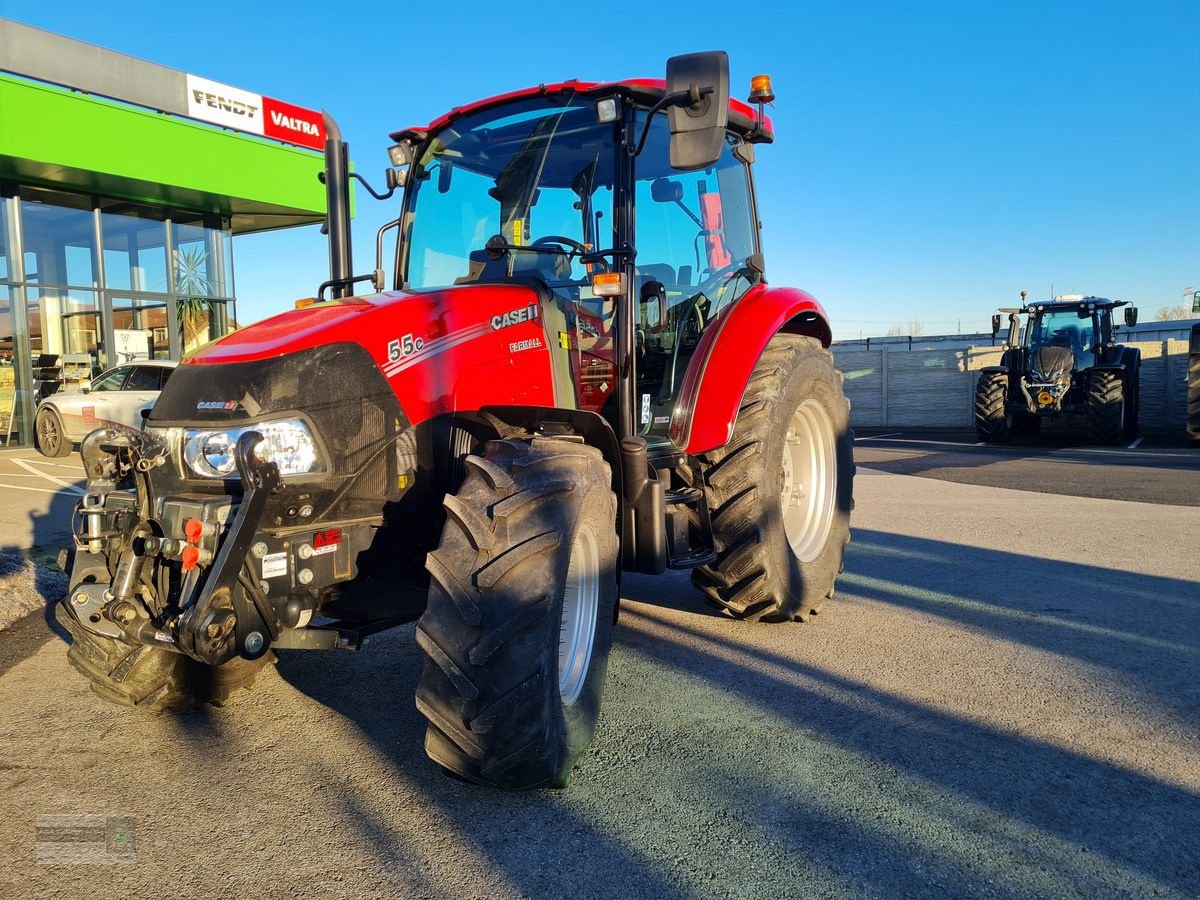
top-left (749, 74), bottom-right (775, 104)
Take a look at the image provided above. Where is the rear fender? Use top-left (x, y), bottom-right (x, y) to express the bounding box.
top-left (669, 285), bottom-right (832, 454)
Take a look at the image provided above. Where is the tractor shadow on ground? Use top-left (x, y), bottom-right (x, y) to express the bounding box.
top-left (272, 632), bottom-right (689, 899)
top-left (612, 582), bottom-right (1200, 897)
top-left (842, 527), bottom-right (1200, 726)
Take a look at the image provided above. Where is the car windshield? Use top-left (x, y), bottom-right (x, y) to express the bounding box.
top-left (1028, 307), bottom-right (1096, 363)
top-left (400, 94), bottom-right (617, 291)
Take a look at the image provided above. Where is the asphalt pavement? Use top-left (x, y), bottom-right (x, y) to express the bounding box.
top-left (853, 430), bottom-right (1200, 506)
top-left (1, 446), bottom-right (1197, 898)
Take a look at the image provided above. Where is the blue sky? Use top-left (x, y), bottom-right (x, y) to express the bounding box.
top-left (6, 0), bottom-right (1198, 338)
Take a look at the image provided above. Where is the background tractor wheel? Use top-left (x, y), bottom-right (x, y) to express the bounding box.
top-left (54, 601), bottom-right (272, 711)
top-left (688, 335), bottom-right (853, 623)
top-left (1123, 372), bottom-right (1140, 440)
top-left (1189, 331), bottom-right (1200, 441)
top-left (415, 437), bottom-right (618, 789)
top-left (1087, 371), bottom-right (1125, 445)
top-left (35, 407), bottom-right (73, 458)
top-left (973, 372), bottom-right (1012, 443)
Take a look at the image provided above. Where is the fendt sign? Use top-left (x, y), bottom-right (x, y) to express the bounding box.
top-left (185, 74), bottom-right (325, 151)
top-left (0, 21), bottom-right (326, 153)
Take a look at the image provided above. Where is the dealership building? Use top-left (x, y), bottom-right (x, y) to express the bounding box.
top-left (0, 19), bottom-right (331, 447)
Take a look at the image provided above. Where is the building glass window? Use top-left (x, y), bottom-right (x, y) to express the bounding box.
top-left (0, 184), bottom-right (238, 446)
top-left (99, 206), bottom-right (170, 294)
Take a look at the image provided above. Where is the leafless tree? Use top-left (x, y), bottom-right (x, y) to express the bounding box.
top-left (1154, 305), bottom-right (1191, 321)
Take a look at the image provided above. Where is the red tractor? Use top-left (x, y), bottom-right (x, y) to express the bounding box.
top-left (56, 53), bottom-right (853, 789)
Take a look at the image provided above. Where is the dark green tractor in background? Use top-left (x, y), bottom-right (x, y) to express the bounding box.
top-left (976, 293), bottom-right (1140, 445)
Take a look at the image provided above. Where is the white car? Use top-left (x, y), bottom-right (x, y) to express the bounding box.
top-left (35, 360), bottom-right (178, 457)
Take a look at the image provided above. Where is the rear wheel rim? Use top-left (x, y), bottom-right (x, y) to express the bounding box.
top-left (780, 399), bottom-right (837, 563)
top-left (559, 527), bottom-right (598, 706)
top-left (37, 412), bottom-right (59, 454)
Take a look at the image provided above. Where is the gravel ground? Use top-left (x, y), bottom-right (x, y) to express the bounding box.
top-left (1, 469), bottom-right (1197, 898)
top-left (0, 552), bottom-right (65, 630)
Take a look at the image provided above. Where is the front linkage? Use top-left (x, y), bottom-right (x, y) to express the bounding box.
top-left (64, 428), bottom-right (281, 665)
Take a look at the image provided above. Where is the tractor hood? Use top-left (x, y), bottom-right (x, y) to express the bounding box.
top-left (177, 284), bottom-right (558, 426)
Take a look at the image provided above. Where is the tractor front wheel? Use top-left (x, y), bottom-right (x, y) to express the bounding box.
top-left (54, 601), bottom-right (272, 711)
top-left (1087, 371), bottom-right (1125, 445)
top-left (973, 372), bottom-right (1012, 443)
top-left (415, 437), bottom-right (618, 789)
top-left (689, 335), bottom-right (853, 622)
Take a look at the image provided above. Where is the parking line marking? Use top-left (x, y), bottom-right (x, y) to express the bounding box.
top-left (0, 482), bottom-right (74, 496)
top-left (856, 432), bottom-right (903, 441)
top-left (12, 458), bottom-right (85, 495)
top-left (1127, 437), bottom-right (1144, 449)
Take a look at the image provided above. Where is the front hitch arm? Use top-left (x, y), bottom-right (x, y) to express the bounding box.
top-left (177, 432), bottom-right (281, 665)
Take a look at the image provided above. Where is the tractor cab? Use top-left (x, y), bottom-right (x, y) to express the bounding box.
top-left (382, 68), bottom-right (771, 449)
top-left (1019, 296), bottom-right (1133, 374)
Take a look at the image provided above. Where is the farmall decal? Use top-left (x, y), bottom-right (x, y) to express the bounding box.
top-left (184, 74), bottom-right (325, 151)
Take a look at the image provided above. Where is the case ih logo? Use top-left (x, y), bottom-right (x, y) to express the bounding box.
top-left (491, 304), bottom-right (540, 331)
top-left (196, 400), bottom-right (238, 411)
top-left (185, 74), bottom-right (325, 151)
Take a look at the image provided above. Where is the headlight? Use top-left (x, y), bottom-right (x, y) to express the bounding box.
top-left (183, 418), bottom-right (322, 479)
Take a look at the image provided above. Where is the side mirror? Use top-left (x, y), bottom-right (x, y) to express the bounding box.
top-left (437, 162), bottom-right (452, 194)
top-left (666, 51), bottom-right (729, 171)
top-left (1124, 307), bottom-right (1138, 327)
top-left (991, 314), bottom-right (1002, 336)
top-left (80, 382), bottom-right (91, 394)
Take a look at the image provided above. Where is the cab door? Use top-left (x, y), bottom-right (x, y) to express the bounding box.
top-left (631, 114), bottom-right (761, 448)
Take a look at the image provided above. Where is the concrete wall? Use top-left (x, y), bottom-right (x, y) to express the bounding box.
top-left (833, 340), bottom-right (1191, 433)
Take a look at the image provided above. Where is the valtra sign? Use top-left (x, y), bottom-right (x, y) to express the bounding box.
top-left (184, 74), bottom-right (325, 151)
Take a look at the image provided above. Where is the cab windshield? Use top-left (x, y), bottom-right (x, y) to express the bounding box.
top-left (400, 95), bottom-right (617, 291)
top-left (1028, 307), bottom-right (1096, 365)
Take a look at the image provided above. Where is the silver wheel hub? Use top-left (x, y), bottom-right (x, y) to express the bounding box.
top-left (559, 527), bottom-right (598, 706)
top-left (780, 399), bottom-right (837, 563)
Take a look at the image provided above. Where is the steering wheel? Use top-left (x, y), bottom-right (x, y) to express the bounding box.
top-left (531, 235), bottom-right (588, 254)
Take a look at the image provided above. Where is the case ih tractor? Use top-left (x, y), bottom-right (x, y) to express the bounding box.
top-left (975, 293), bottom-right (1141, 445)
top-left (55, 53), bottom-right (853, 789)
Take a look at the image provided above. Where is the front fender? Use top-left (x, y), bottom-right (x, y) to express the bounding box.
top-left (669, 285), bottom-right (832, 454)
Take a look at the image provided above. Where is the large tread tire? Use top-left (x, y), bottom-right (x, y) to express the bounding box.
top-left (1123, 371), bottom-right (1140, 440)
top-left (54, 601), bottom-right (273, 711)
top-left (35, 407), bottom-right (73, 458)
top-left (1186, 346), bottom-right (1199, 441)
top-left (688, 335), bottom-right (853, 623)
top-left (1087, 371), bottom-right (1125, 445)
top-left (974, 372), bottom-right (1012, 443)
top-left (415, 437), bottom-right (618, 789)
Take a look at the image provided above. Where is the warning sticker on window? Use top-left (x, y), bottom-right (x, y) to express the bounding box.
top-left (641, 394), bottom-right (651, 424)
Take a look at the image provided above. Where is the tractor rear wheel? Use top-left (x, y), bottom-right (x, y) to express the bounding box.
top-left (415, 437), bottom-right (618, 789)
top-left (54, 601), bottom-right (272, 711)
top-left (1087, 371), bottom-right (1125, 445)
top-left (1123, 372), bottom-right (1140, 440)
top-left (973, 372), bottom-right (1012, 443)
top-left (688, 335), bottom-right (853, 623)
top-left (1190, 339), bottom-right (1200, 441)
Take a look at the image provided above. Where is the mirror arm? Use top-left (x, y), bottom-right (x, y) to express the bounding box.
top-left (348, 171), bottom-right (397, 201)
top-left (627, 86), bottom-right (714, 159)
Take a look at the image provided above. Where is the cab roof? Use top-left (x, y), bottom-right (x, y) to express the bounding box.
top-left (390, 78), bottom-right (773, 145)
